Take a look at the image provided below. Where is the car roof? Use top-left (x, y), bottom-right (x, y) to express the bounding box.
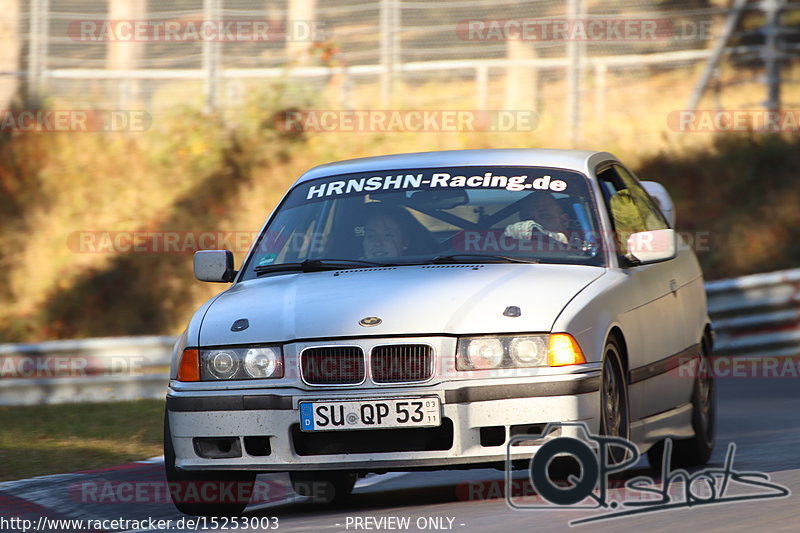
top-left (295, 148), bottom-right (618, 185)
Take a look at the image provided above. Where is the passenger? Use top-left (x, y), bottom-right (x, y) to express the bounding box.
top-left (504, 193), bottom-right (570, 244)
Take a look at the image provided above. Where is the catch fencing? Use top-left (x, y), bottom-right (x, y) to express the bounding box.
top-left (6, 0), bottom-right (800, 144)
top-left (1, 267), bottom-right (799, 405)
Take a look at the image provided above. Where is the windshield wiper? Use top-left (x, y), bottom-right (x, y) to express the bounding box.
top-left (429, 254), bottom-right (540, 264)
top-left (254, 258), bottom-right (387, 276)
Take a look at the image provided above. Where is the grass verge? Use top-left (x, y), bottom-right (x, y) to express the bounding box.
top-left (0, 399), bottom-right (164, 482)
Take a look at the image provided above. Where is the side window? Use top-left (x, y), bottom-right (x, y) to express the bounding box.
top-left (597, 165), bottom-right (666, 256)
top-left (614, 166), bottom-right (669, 231)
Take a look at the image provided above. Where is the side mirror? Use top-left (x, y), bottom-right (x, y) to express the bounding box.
top-left (641, 181), bottom-right (676, 227)
top-left (626, 229), bottom-right (677, 265)
top-left (194, 250), bottom-right (236, 282)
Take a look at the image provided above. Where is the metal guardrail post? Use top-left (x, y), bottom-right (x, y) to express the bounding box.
top-left (762, 0), bottom-right (786, 113)
top-left (380, 0), bottom-right (400, 107)
top-left (202, 0), bottom-right (222, 112)
top-left (475, 63), bottom-right (488, 111)
top-left (26, 0), bottom-right (49, 103)
top-left (566, 0), bottom-right (582, 147)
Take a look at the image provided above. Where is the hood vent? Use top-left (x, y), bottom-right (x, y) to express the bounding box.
top-left (421, 264), bottom-right (484, 270)
top-left (334, 267), bottom-right (397, 276)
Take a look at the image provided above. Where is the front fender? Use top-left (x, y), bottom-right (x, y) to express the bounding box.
top-left (551, 270), bottom-right (633, 365)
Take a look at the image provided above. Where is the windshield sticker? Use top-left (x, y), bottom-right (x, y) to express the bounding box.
top-left (257, 253), bottom-right (278, 266)
top-left (305, 171), bottom-right (568, 200)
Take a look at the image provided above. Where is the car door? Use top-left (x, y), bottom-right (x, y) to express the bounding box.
top-left (597, 164), bottom-right (691, 421)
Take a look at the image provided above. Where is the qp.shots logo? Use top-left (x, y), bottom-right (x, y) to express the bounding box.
top-left (505, 422), bottom-right (788, 526)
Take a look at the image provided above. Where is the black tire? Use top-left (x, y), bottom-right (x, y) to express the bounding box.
top-left (163, 411), bottom-right (256, 516)
top-left (289, 471), bottom-right (357, 504)
top-left (648, 337), bottom-right (715, 470)
top-left (600, 336), bottom-right (631, 465)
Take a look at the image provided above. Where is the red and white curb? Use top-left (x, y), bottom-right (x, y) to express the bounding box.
top-left (0, 458), bottom-right (411, 531)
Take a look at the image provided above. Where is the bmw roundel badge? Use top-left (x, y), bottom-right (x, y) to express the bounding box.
top-left (359, 316), bottom-right (382, 327)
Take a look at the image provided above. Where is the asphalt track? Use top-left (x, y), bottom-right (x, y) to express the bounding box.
top-left (2, 377), bottom-right (798, 533)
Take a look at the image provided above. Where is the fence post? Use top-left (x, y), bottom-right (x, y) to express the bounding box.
top-left (286, 0), bottom-right (317, 66)
top-left (339, 66), bottom-right (354, 109)
top-left (504, 40), bottom-right (538, 112)
top-left (0, 0), bottom-right (20, 109)
top-left (475, 63), bottom-right (488, 110)
top-left (566, 0), bottom-right (582, 147)
top-left (380, 0), bottom-right (399, 107)
top-left (107, 0), bottom-right (146, 108)
top-left (27, 0), bottom-right (49, 104)
top-left (762, 0), bottom-right (785, 113)
top-left (392, 0), bottom-right (401, 88)
top-left (203, 0), bottom-right (221, 112)
top-left (594, 62), bottom-right (606, 121)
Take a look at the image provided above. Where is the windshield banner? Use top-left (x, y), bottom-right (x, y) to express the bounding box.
top-left (297, 167), bottom-right (584, 204)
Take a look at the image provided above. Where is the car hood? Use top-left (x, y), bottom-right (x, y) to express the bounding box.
top-left (197, 264), bottom-right (605, 346)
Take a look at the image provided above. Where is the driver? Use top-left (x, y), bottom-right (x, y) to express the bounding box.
top-left (363, 212), bottom-right (408, 259)
top-left (504, 193), bottom-right (570, 244)
top-left (361, 203), bottom-right (439, 259)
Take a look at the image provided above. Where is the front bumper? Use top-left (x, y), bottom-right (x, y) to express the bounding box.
top-left (167, 370), bottom-right (601, 472)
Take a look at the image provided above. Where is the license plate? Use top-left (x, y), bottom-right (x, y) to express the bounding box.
top-left (299, 397), bottom-right (441, 431)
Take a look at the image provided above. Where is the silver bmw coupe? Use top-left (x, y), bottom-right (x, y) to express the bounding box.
top-left (164, 149), bottom-right (715, 515)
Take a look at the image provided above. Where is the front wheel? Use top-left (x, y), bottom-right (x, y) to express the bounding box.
top-left (600, 336), bottom-right (631, 465)
top-left (163, 411), bottom-right (256, 516)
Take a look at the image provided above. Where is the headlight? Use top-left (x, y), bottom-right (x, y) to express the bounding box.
top-left (210, 350), bottom-right (239, 379)
top-left (244, 347), bottom-right (280, 378)
top-left (200, 345), bottom-right (283, 380)
top-left (457, 334), bottom-right (583, 370)
top-left (459, 338), bottom-right (504, 370)
top-left (510, 336), bottom-right (548, 366)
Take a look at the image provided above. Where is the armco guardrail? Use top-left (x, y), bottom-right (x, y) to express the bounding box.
top-left (0, 336), bottom-right (175, 405)
top-left (1, 268), bottom-right (799, 405)
top-left (706, 268), bottom-right (800, 358)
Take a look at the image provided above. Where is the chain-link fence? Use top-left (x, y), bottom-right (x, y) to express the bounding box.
top-left (2, 0), bottom-right (800, 143)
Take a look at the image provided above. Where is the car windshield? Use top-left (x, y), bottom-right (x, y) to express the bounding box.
top-left (240, 166), bottom-right (605, 279)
